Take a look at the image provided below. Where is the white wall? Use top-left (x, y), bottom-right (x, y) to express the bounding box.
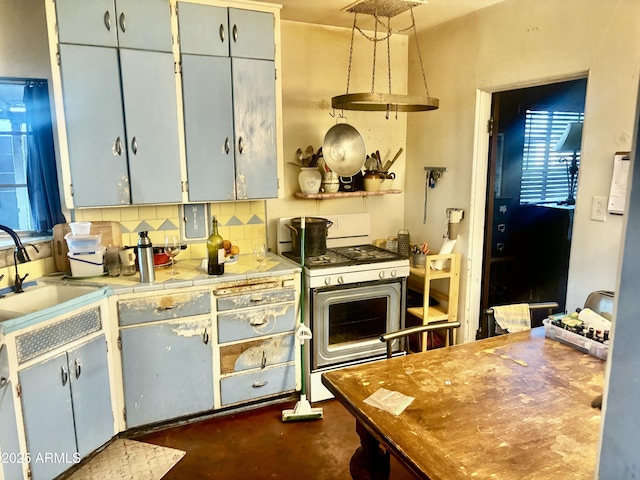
top-left (404, 0), bottom-right (640, 338)
top-left (266, 20), bottom-right (409, 247)
top-left (0, 0), bottom-right (51, 79)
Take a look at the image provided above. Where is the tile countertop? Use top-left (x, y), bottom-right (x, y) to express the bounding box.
top-left (42, 252), bottom-right (302, 294)
top-left (0, 253), bottom-right (301, 339)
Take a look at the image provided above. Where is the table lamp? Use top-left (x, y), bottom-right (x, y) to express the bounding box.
top-left (553, 121), bottom-right (583, 205)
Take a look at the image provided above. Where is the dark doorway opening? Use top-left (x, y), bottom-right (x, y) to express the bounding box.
top-left (479, 78), bottom-right (587, 338)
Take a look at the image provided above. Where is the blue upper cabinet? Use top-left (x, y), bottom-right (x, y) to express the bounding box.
top-left (114, 0), bottom-right (173, 52)
top-left (177, 3), bottom-right (229, 56)
top-left (177, 3), bottom-right (278, 201)
top-left (232, 57), bottom-right (277, 200)
top-left (55, 0), bottom-right (118, 47)
top-left (55, 0), bottom-right (172, 52)
top-left (228, 8), bottom-right (275, 60)
top-left (58, 45), bottom-right (131, 207)
top-left (119, 49), bottom-right (182, 204)
top-left (54, 0), bottom-right (181, 207)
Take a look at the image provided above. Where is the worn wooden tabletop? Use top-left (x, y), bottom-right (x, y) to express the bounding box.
top-left (322, 328), bottom-right (604, 480)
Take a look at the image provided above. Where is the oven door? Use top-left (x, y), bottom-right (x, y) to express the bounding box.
top-left (311, 280), bottom-right (404, 370)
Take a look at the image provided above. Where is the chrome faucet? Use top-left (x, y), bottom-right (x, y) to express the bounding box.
top-left (0, 224), bottom-right (38, 293)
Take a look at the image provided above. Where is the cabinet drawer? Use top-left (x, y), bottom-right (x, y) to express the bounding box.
top-left (220, 363), bottom-right (295, 406)
top-left (15, 307), bottom-right (102, 364)
top-left (216, 289), bottom-right (295, 311)
top-left (220, 334), bottom-right (295, 375)
top-left (217, 303), bottom-right (296, 343)
top-left (118, 291), bottom-right (210, 326)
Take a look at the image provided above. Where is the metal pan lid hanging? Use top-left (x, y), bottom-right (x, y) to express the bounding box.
top-left (322, 123), bottom-right (366, 177)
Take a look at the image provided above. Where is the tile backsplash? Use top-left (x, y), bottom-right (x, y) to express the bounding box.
top-left (0, 201), bottom-right (267, 290)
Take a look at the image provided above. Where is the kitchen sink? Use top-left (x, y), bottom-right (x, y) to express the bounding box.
top-left (0, 283), bottom-right (103, 323)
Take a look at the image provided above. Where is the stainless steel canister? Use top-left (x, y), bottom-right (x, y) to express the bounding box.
top-left (137, 231), bottom-right (155, 283)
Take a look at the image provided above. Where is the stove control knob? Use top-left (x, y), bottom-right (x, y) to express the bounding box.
top-left (390, 269), bottom-right (397, 278)
top-left (379, 271), bottom-right (385, 279)
top-left (337, 276), bottom-right (345, 284)
top-left (324, 277), bottom-right (332, 286)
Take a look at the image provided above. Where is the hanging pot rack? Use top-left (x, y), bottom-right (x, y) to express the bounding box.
top-left (331, 0), bottom-right (439, 117)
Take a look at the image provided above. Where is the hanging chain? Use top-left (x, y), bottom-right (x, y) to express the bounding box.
top-left (410, 5), bottom-right (431, 97)
top-left (371, 7), bottom-right (379, 94)
top-left (386, 15), bottom-right (392, 95)
top-left (345, 13), bottom-right (358, 95)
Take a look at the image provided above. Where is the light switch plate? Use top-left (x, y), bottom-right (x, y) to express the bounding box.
top-left (591, 196), bottom-right (608, 222)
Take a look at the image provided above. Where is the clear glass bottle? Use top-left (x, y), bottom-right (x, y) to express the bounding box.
top-left (207, 217), bottom-right (225, 276)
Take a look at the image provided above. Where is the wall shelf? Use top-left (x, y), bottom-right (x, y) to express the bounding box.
top-left (294, 189), bottom-right (402, 199)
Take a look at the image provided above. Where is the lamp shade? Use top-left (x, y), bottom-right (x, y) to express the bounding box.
top-left (554, 122), bottom-right (583, 152)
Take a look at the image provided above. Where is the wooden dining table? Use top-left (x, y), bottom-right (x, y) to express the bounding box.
top-left (321, 328), bottom-right (605, 480)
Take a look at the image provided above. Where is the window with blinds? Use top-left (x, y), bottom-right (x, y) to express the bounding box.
top-left (520, 110), bottom-right (584, 204)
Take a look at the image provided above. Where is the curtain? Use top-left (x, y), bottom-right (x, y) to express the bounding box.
top-left (23, 80), bottom-right (65, 231)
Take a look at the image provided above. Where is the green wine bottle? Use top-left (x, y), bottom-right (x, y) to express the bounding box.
top-left (207, 217), bottom-right (225, 276)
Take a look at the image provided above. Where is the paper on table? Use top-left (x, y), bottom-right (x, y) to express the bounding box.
top-left (364, 388), bottom-right (414, 415)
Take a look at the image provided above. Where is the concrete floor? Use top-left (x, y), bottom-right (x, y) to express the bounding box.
top-left (136, 398), bottom-right (416, 479)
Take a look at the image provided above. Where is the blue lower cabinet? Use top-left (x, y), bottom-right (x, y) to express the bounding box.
top-left (120, 317), bottom-right (214, 428)
top-left (220, 363), bottom-right (295, 406)
top-left (18, 335), bottom-right (112, 480)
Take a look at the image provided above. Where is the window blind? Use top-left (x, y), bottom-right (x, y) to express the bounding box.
top-left (521, 110), bottom-right (584, 204)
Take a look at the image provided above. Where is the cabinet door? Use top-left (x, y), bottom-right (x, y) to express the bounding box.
top-left (232, 58), bottom-right (277, 199)
top-left (113, 0), bottom-right (173, 52)
top-left (119, 49), bottom-right (182, 204)
top-left (228, 8), bottom-right (274, 60)
top-left (0, 348), bottom-right (22, 480)
top-left (177, 2), bottom-right (229, 56)
top-left (120, 318), bottom-right (213, 428)
top-left (19, 353), bottom-right (76, 480)
top-left (68, 336), bottom-right (113, 458)
top-left (59, 44), bottom-right (131, 207)
top-left (182, 54), bottom-right (236, 201)
top-left (55, 0), bottom-right (118, 47)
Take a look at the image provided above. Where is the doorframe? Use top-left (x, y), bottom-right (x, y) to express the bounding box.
top-left (464, 89), bottom-right (493, 343)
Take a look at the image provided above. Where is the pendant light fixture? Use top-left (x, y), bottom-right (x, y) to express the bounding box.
top-left (331, 0), bottom-right (439, 118)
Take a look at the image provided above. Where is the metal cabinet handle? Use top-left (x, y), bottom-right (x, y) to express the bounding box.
top-left (232, 24), bottom-right (238, 43)
top-left (252, 381), bottom-right (267, 388)
top-left (202, 328), bottom-right (209, 345)
top-left (113, 136), bottom-right (123, 156)
top-left (119, 12), bottom-right (126, 33)
top-left (238, 137), bottom-right (244, 154)
top-left (224, 137), bottom-right (230, 155)
top-left (249, 317), bottom-right (268, 326)
top-left (104, 11), bottom-right (111, 31)
top-left (0, 377), bottom-right (7, 388)
top-left (156, 305), bottom-right (175, 312)
top-left (131, 136), bottom-right (138, 155)
top-left (60, 366), bottom-right (68, 386)
top-left (261, 351), bottom-right (267, 369)
top-left (249, 296), bottom-right (264, 303)
top-left (74, 359), bottom-right (82, 379)
top-left (219, 24), bottom-right (225, 43)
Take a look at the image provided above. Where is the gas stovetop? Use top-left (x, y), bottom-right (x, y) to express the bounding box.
top-left (283, 244), bottom-right (408, 269)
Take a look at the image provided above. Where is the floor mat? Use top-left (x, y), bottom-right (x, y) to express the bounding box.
top-left (68, 439), bottom-right (185, 480)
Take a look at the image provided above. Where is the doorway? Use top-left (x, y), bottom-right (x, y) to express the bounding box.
top-left (479, 78), bottom-right (587, 337)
